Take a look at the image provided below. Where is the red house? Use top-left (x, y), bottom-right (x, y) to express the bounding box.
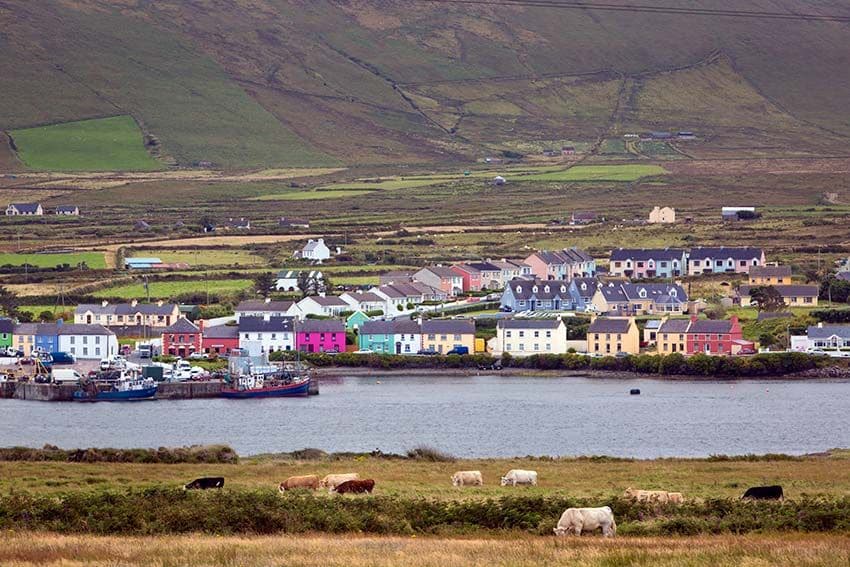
top-left (162, 318), bottom-right (202, 357)
top-left (685, 316), bottom-right (742, 356)
top-left (450, 264), bottom-right (482, 292)
top-left (202, 324), bottom-right (239, 356)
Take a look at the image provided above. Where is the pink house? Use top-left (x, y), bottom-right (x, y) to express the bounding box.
top-left (450, 264), bottom-right (482, 292)
top-left (296, 319), bottom-right (346, 353)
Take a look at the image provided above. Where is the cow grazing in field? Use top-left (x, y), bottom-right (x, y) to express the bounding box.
top-left (319, 473), bottom-right (360, 491)
top-left (500, 469), bottom-right (538, 487)
top-left (332, 479), bottom-right (375, 494)
top-left (624, 487), bottom-right (670, 504)
top-left (278, 475), bottom-right (320, 492)
top-left (553, 506), bottom-right (616, 537)
top-left (742, 485), bottom-right (784, 500)
top-left (667, 492), bottom-right (684, 504)
top-left (451, 470), bottom-right (483, 487)
top-left (184, 477), bottom-right (224, 490)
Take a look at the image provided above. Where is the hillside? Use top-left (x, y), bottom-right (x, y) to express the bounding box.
top-left (1, 0), bottom-right (850, 169)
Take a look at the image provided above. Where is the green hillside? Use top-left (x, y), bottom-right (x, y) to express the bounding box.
top-left (1, 1), bottom-right (849, 168)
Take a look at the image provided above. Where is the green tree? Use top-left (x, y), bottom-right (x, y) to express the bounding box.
top-left (748, 285), bottom-right (785, 312)
top-left (0, 286), bottom-right (19, 318)
top-left (253, 272), bottom-right (276, 296)
top-left (38, 310), bottom-right (55, 322)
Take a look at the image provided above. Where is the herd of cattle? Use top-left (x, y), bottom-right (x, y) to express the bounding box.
top-left (183, 473), bottom-right (785, 537)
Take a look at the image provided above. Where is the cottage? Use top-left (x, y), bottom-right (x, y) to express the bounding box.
top-left (297, 319), bottom-right (345, 353)
top-left (421, 319), bottom-right (475, 354)
top-left (793, 323), bottom-right (850, 353)
top-left (5, 203), bottom-right (43, 216)
top-left (524, 248), bottom-right (596, 282)
top-left (345, 310), bottom-right (371, 331)
top-left (561, 146), bottom-right (576, 156)
top-left (494, 318), bottom-right (567, 356)
top-left (738, 285), bottom-right (819, 307)
top-left (162, 318), bottom-right (202, 358)
top-left (298, 238), bottom-right (331, 263)
top-left (688, 247), bottom-right (765, 276)
top-left (500, 279), bottom-right (575, 312)
top-left (55, 205), bottom-right (80, 216)
top-left (202, 324), bottom-right (239, 356)
top-left (586, 317), bottom-right (639, 356)
top-left (609, 248), bottom-right (687, 279)
top-left (340, 291), bottom-right (387, 315)
top-left (75, 301), bottom-right (179, 329)
top-left (568, 277), bottom-right (603, 312)
top-left (278, 217), bottom-right (310, 229)
top-left (413, 266), bottom-right (463, 296)
top-left (570, 211), bottom-right (598, 225)
top-left (721, 207), bottom-right (757, 221)
top-left (297, 295), bottom-right (350, 318)
top-left (135, 220), bottom-right (151, 231)
top-left (648, 206), bottom-right (675, 224)
top-left (749, 265), bottom-right (792, 285)
top-left (235, 299), bottom-right (301, 321)
top-left (238, 316), bottom-right (295, 352)
top-left (590, 283), bottom-right (688, 316)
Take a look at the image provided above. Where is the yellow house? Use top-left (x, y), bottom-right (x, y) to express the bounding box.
top-left (12, 323), bottom-right (37, 356)
top-left (739, 285), bottom-right (818, 308)
top-left (656, 318), bottom-right (690, 354)
top-left (586, 316), bottom-right (639, 355)
top-left (748, 265), bottom-right (792, 286)
top-left (648, 206), bottom-right (676, 224)
top-left (75, 300), bottom-right (180, 328)
top-left (421, 319), bottom-right (476, 354)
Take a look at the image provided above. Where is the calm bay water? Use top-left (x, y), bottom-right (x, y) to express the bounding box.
top-left (2, 375), bottom-right (849, 458)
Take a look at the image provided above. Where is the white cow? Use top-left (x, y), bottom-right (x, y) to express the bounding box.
top-left (319, 473), bottom-right (359, 491)
top-left (500, 469), bottom-right (538, 486)
top-left (553, 506), bottom-right (616, 537)
top-left (451, 470), bottom-right (483, 487)
top-left (624, 487), bottom-right (671, 504)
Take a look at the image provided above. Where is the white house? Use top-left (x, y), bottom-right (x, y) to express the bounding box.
top-left (57, 324), bottom-right (118, 360)
top-left (299, 238), bottom-right (331, 263)
top-left (6, 203), bottom-right (43, 216)
top-left (55, 205), bottom-right (80, 216)
top-left (340, 291), bottom-right (387, 314)
top-left (275, 270), bottom-right (323, 292)
top-left (237, 316), bottom-right (295, 352)
top-left (393, 319), bottom-right (423, 355)
top-left (296, 295), bottom-right (350, 317)
top-left (791, 323), bottom-right (850, 354)
top-left (235, 299), bottom-right (301, 321)
top-left (492, 318), bottom-right (567, 356)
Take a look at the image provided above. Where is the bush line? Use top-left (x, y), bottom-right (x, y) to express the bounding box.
top-left (0, 445), bottom-right (238, 464)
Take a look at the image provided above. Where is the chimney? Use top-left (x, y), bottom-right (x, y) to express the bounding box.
top-left (264, 313), bottom-right (271, 322)
top-left (198, 319), bottom-right (205, 332)
top-left (156, 300), bottom-right (164, 307)
top-left (131, 299), bottom-right (138, 308)
top-left (101, 300), bottom-right (109, 308)
top-left (265, 297), bottom-right (272, 304)
top-left (818, 322), bottom-right (824, 328)
top-left (690, 315), bottom-right (698, 323)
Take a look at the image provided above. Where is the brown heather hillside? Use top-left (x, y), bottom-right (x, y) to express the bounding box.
top-left (1, 1), bottom-right (850, 168)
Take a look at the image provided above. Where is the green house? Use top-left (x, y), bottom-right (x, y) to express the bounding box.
top-left (0, 319), bottom-right (13, 350)
top-left (346, 310), bottom-right (370, 332)
top-left (358, 320), bottom-right (393, 353)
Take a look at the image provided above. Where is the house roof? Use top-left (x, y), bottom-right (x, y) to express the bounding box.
top-left (237, 316), bottom-right (293, 333)
top-left (688, 319), bottom-right (735, 333)
top-left (588, 318), bottom-right (632, 334)
top-left (164, 318), bottom-right (200, 333)
top-left (304, 295), bottom-right (348, 307)
top-left (344, 291), bottom-right (384, 303)
top-left (55, 205), bottom-right (78, 212)
top-left (644, 319), bottom-right (662, 330)
top-left (620, 283), bottom-right (687, 303)
top-left (836, 272), bottom-right (850, 282)
top-left (13, 323), bottom-right (38, 335)
top-left (658, 319), bottom-right (691, 334)
top-left (489, 259), bottom-right (530, 271)
top-left (610, 248), bottom-right (686, 262)
top-left (393, 319), bottom-right (422, 334)
top-left (739, 285), bottom-right (818, 298)
top-left (506, 279), bottom-right (571, 300)
top-left (360, 320), bottom-right (396, 335)
top-left (236, 300), bottom-right (295, 312)
top-left (203, 325), bottom-right (239, 339)
top-left (56, 324), bottom-right (115, 336)
top-left (749, 265), bottom-right (792, 278)
top-left (303, 239), bottom-right (326, 252)
top-left (0, 319), bottom-right (14, 333)
top-left (422, 319), bottom-right (475, 335)
top-left (299, 319), bottom-right (345, 333)
top-left (531, 249), bottom-right (592, 266)
top-left (420, 266), bottom-right (458, 279)
top-left (571, 277), bottom-right (601, 299)
top-left (76, 303), bottom-right (177, 316)
top-left (689, 246), bottom-right (763, 261)
top-left (463, 261), bottom-right (501, 273)
top-left (808, 325), bottom-right (850, 340)
top-left (9, 203), bottom-right (41, 213)
top-left (498, 318), bottom-right (562, 330)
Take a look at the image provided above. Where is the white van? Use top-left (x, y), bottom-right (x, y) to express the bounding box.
top-left (52, 369), bottom-right (84, 384)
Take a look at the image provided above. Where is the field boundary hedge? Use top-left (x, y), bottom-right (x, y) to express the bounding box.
top-left (0, 445), bottom-right (238, 464)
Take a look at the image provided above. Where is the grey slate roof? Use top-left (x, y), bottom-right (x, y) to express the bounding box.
top-left (588, 318), bottom-right (632, 334)
top-left (689, 319), bottom-right (735, 333)
top-left (422, 319), bottom-right (475, 335)
top-left (0, 319), bottom-right (13, 333)
top-left (739, 285), bottom-right (818, 297)
top-left (164, 318), bottom-right (200, 333)
top-left (506, 279), bottom-right (571, 300)
top-left (421, 266), bottom-right (457, 279)
top-left (610, 248), bottom-right (686, 262)
top-left (55, 205), bottom-right (78, 213)
top-left (571, 277), bottom-right (601, 299)
top-left (203, 325), bottom-right (239, 339)
top-left (56, 324), bottom-right (114, 336)
top-left (658, 319), bottom-right (691, 334)
top-left (808, 325), bottom-right (850, 340)
top-left (238, 316), bottom-right (293, 333)
top-left (498, 319), bottom-right (562, 330)
top-left (689, 246), bottom-right (763, 261)
top-left (13, 323), bottom-right (38, 335)
top-left (299, 319), bottom-right (345, 333)
top-left (463, 262), bottom-right (501, 273)
top-left (345, 291), bottom-right (384, 303)
top-left (10, 203), bottom-right (41, 213)
top-left (360, 320), bottom-right (396, 335)
top-left (306, 295), bottom-right (348, 307)
top-left (236, 300), bottom-right (295, 312)
top-left (749, 265), bottom-right (792, 278)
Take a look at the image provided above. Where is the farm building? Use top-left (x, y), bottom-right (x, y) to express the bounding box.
top-left (721, 206), bottom-right (757, 221)
top-left (648, 206), bottom-right (675, 224)
top-left (279, 217), bottom-right (310, 229)
top-left (55, 205), bottom-right (80, 216)
top-left (124, 257), bottom-right (162, 270)
top-left (5, 203), bottom-right (43, 216)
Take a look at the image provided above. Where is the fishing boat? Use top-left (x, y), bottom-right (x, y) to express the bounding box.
top-left (220, 373), bottom-right (311, 399)
top-left (73, 376), bottom-right (158, 402)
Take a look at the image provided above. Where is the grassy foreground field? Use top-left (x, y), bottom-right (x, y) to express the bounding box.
top-left (2, 533), bottom-right (848, 567)
top-left (0, 251), bottom-right (106, 269)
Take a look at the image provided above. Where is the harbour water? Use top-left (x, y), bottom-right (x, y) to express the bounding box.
top-left (2, 375), bottom-right (849, 458)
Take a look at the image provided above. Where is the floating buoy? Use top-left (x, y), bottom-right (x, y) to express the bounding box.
top-left (630, 389), bottom-right (641, 395)
top-left (376, 381), bottom-right (382, 385)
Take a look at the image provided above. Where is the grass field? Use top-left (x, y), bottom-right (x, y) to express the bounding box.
top-left (519, 164), bottom-right (668, 182)
top-left (2, 533), bottom-right (848, 567)
top-left (132, 249), bottom-right (265, 267)
top-left (9, 116), bottom-right (162, 172)
top-left (91, 278), bottom-right (252, 300)
top-left (0, 252), bottom-right (106, 269)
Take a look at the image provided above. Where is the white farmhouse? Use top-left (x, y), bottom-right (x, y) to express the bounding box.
top-left (299, 238), bottom-right (331, 263)
top-left (57, 324), bottom-right (118, 360)
top-left (237, 316), bottom-right (295, 352)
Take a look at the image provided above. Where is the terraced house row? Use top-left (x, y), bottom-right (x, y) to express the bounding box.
top-left (608, 247), bottom-right (766, 278)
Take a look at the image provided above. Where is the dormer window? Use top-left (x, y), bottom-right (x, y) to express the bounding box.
top-left (580, 283), bottom-right (587, 290)
top-left (544, 286), bottom-right (550, 293)
top-left (670, 289), bottom-right (677, 297)
top-left (532, 286), bottom-right (538, 293)
top-left (639, 289), bottom-right (647, 298)
top-left (560, 286), bottom-right (566, 293)
top-left (516, 286), bottom-right (522, 294)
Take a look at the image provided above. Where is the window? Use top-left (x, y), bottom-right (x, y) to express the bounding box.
top-left (546, 343), bottom-right (551, 351)
top-left (271, 333), bottom-right (277, 340)
top-left (70, 336), bottom-right (75, 345)
top-left (95, 348), bottom-right (100, 356)
top-left (534, 331), bottom-right (539, 338)
top-left (546, 331), bottom-right (552, 338)
top-left (83, 336), bottom-right (88, 345)
top-left (519, 331), bottom-right (525, 338)
top-left (428, 334), bottom-right (435, 340)
top-left (534, 343), bottom-right (539, 351)
top-left (95, 336), bottom-right (100, 344)
top-left (693, 260), bottom-right (701, 266)
top-left (506, 343), bottom-right (512, 351)
top-left (506, 331), bottom-right (512, 338)
top-left (83, 347), bottom-right (88, 356)
top-left (440, 334), bottom-right (447, 340)
top-left (453, 334), bottom-right (461, 340)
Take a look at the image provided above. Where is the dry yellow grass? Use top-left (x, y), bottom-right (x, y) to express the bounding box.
top-left (0, 533), bottom-right (848, 566)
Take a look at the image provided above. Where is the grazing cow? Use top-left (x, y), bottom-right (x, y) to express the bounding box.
top-left (451, 470), bottom-right (483, 487)
top-left (667, 492), bottom-right (684, 504)
top-left (624, 487), bottom-right (670, 504)
top-left (742, 485), bottom-right (784, 500)
top-left (500, 469), bottom-right (538, 487)
top-left (319, 473), bottom-right (360, 491)
top-left (553, 506), bottom-right (616, 537)
top-left (278, 475), bottom-right (320, 492)
top-left (332, 479), bottom-right (375, 494)
top-left (184, 477), bottom-right (224, 490)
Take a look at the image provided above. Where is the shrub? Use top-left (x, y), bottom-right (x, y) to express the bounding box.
top-left (406, 445), bottom-right (456, 462)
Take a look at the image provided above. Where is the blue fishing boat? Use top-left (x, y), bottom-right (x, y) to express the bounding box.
top-left (73, 377), bottom-right (158, 402)
top-left (220, 376), bottom-right (310, 399)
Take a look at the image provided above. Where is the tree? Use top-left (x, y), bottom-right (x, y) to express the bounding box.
top-left (297, 272), bottom-right (331, 298)
top-left (253, 272), bottom-right (276, 296)
top-left (819, 276), bottom-right (850, 303)
top-left (0, 286), bottom-right (19, 318)
top-left (38, 310), bottom-right (55, 322)
top-left (748, 285), bottom-right (786, 312)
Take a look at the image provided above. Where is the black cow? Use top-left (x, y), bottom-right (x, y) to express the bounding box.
top-left (184, 477), bottom-right (225, 490)
top-left (742, 485), bottom-right (783, 500)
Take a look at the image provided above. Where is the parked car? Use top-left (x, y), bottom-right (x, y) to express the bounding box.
top-left (120, 344), bottom-right (132, 356)
top-left (49, 351), bottom-right (76, 365)
top-left (499, 306), bottom-right (513, 313)
top-left (188, 352), bottom-right (208, 360)
top-left (417, 348), bottom-right (438, 356)
top-left (446, 346), bottom-right (470, 356)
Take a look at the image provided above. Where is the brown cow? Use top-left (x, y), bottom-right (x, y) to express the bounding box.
top-left (332, 479), bottom-right (375, 494)
top-left (278, 475), bottom-right (320, 492)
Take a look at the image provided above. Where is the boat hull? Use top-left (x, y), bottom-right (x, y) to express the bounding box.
top-left (220, 380), bottom-right (310, 399)
top-left (73, 386), bottom-right (158, 402)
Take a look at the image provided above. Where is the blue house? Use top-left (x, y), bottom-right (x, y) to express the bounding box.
top-left (358, 320), bottom-right (394, 353)
top-left (567, 278), bottom-right (603, 312)
top-left (500, 279), bottom-right (576, 312)
top-left (34, 322), bottom-right (60, 353)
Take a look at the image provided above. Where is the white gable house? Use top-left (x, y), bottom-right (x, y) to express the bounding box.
top-left (299, 238), bottom-right (331, 263)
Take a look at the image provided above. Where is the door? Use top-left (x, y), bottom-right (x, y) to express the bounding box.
top-left (395, 342), bottom-right (402, 354)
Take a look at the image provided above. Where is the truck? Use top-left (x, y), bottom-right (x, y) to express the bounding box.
top-left (446, 346), bottom-right (470, 356)
top-left (138, 343), bottom-right (155, 359)
top-left (52, 368), bottom-right (84, 384)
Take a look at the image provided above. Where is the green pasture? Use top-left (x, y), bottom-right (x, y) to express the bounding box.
top-left (0, 251), bottom-right (106, 269)
top-left (91, 278), bottom-right (252, 300)
top-left (132, 249), bottom-right (265, 266)
top-left (518, 164), bottom-right (668, 182)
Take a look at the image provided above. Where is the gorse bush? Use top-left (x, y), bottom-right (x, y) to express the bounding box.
top-left (1, 490), bottom-right (848, 536)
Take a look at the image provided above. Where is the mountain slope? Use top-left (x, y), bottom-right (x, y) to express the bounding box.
top-left (1, 0), bottom-right (849, 168)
